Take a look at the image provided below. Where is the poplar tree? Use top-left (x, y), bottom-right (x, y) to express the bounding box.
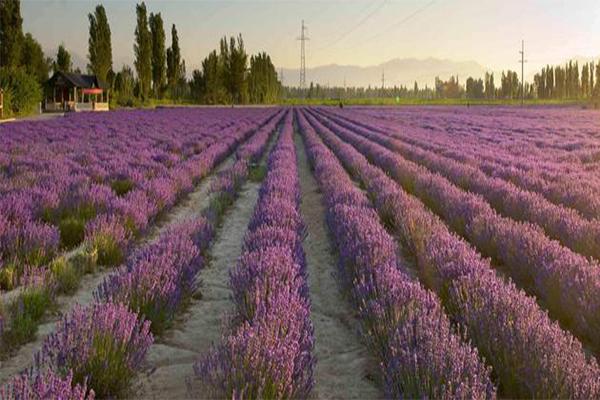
top-left (595, 63), bottom-right (600, 98)
top-left (0, 0), bottom-right (23, 68)
top-left (582, 64), bottom-right (589, 98)
top-left (166, 24), bottom-right (183, 94)
top-left (21, 33), bottom-right (51, 83)
top-left (88, 4), bottom-right (113, 83)
top-left (134, 2), bottom-right (152, 100)
top-left (149, 12), bottom-right (166, 97)
top-left (590, 62), bottom-right (595, 98)
top-left (248, 52), bottom-right (279, 103)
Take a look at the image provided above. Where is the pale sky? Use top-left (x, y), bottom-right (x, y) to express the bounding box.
top-left (21, 0), bottom-right (600, 77)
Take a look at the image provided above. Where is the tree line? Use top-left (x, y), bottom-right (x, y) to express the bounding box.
top-left (99, 2), bottom-right (281, 106)
top-left (287, 60), bottom-right (600, 103)
top-left (0, 0), bottom-right (281, 116)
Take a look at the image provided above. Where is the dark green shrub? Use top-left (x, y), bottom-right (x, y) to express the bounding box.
top-left (58, 216), bottom-right (86, 249)
top-left (87, 232), bottom-right (124, 267)
top-left (3, 278), bottom-right (54, 348)
top-left (0, 67), bottom-right (42, 116)
top-left (50, 257), bottom-right (80, 295)
top-left (110, 179), bottom-right (135, 196)
top-left (248, 165), bottom-right (267, 182)
top-left (71, 245), bottom-right (98, 274)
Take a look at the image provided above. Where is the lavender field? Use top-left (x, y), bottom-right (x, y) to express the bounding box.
top-left (1, 105), bottom-right (600, 399)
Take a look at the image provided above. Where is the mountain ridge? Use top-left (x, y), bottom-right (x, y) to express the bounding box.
top-left (281, 57), bottom-right (489, 88)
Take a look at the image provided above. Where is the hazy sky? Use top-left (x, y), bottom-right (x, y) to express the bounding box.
top-left (21, 0), bottom-right (600, 76)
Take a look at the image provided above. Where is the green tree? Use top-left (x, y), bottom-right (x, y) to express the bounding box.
top-left (113, 65), bottom-right (136, 106)
top-left (149, 12), bottom-right (166, 97)
top-left (21, 33), bottom-right (51, 83)
top-left (248, 52), bottom-right (279, 103)
top-left (88, 4), bottom-right (113, 83)
top-left (222, 34), bottom-right (248, 104)
top-left (134, 2), bottom-right (152, 100)
top-left (484, 72), bottom-right (495, 99)
top-left (466, 77), bottom-right (484, 99)
top-left (595, 63), bottom-right (600, 98)
top-left (189, 69), bottom-right (203, 102)
top-left (200, 50), bottom-right (226, 104)
top-left (590, 62), bottom-right (594, 98)
top-left (166, 24), bottom-right (184, 97)
top-left (0, 0), bottom-right (23, 68)
top-left (582, 63), bottom-right (590, 98)
top-left (54, 44), bottom-right (72, 73)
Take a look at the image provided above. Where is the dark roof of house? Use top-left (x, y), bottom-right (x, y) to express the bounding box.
top-left (46, 71), bottom-right (108, 89)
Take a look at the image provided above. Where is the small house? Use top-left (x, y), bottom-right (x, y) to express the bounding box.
top-left (45, 71), bottom-right (109, 112)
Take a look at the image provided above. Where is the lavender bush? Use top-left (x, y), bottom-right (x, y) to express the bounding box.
top-left (1, 369), bottom-right (94, 400)
top-left (37, 302), bottom-right (153, 398)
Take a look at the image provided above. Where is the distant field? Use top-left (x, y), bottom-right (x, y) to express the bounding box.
top-left (281, 96), bottom-right (599, 107)
top-left (2, 105), bottom-right (600, 398)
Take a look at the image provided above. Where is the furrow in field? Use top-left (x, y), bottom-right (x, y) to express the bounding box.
top-left (297, 110), bottom-right (496, 399)
top-left (302, 108), bottom-right (600, 398)
top-left (306, 108), bottom-right (600, 355)
top-left (131, 114), bottom-right (283, 399)
top-left (294, 132), bottom-right (382, 399)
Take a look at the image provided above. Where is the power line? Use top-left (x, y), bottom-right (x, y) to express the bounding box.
top-left (297, 20), bottom-right (309, 89)
top-left (314, 0), bottom-right (388, 52)
top-left (352, 0), bottom-right (438, 49)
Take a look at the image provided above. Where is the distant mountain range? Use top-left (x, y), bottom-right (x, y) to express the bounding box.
top-left (281, 57), bottom-right (489, 88)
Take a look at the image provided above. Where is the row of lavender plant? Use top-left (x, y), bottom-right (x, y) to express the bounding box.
top-left (309, 108), bottom-right (600, 354)
top-left (0, 111), bottom-right (285, 399)
top-left (326, 106), bottom-right (600, 221)
top-left (302, 109), bottom-right (600, 398)
top-left (349, 106), bottom-right (600, 165)
top-left (0, 108), bottom-right (277, 291)
top-left (317, 108), bottom-right (600, 260)
top-left (337, 107), bottom-right (600, 219)
top-left (0, 110), bottom-right (282, 359)
top-left (195, 111), bottom-right (316, 398)
top-left (297, 110), bottom-right (496, 398)
top-left (388, 126), bottom-right (600, 221)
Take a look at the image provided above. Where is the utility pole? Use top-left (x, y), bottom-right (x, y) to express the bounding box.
top-left (519, 40), bottom-right (527, 106)
top-left (381, 69), bottom-right (385, 98)
top-left (297, 20), bottom-right (309, 90)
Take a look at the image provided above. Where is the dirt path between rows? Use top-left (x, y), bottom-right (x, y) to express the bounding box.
top-left (294, 133), bottom-right (383, 400)
top-left (0, 156), bottom-right (235, 384)
top-left (132, 179), bottom-right (261, 399)
top-left (131, 127), bottom-right (281, 399)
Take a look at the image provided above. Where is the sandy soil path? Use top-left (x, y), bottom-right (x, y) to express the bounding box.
top-left (131, 179), bottom-right (261, 399)
top-left (295, 133), bottom-right (383, 400)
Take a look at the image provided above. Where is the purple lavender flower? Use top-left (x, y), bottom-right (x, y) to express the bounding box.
top-left (0, 369), bottom-right (94, 400)
top-left (38, 302), bottom-right (153, 398)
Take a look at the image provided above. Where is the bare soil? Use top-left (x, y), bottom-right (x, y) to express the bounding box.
top-left (132, 180), bottom-right (261, 399)
top-left (294, 133), bottom-right (383, 400)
